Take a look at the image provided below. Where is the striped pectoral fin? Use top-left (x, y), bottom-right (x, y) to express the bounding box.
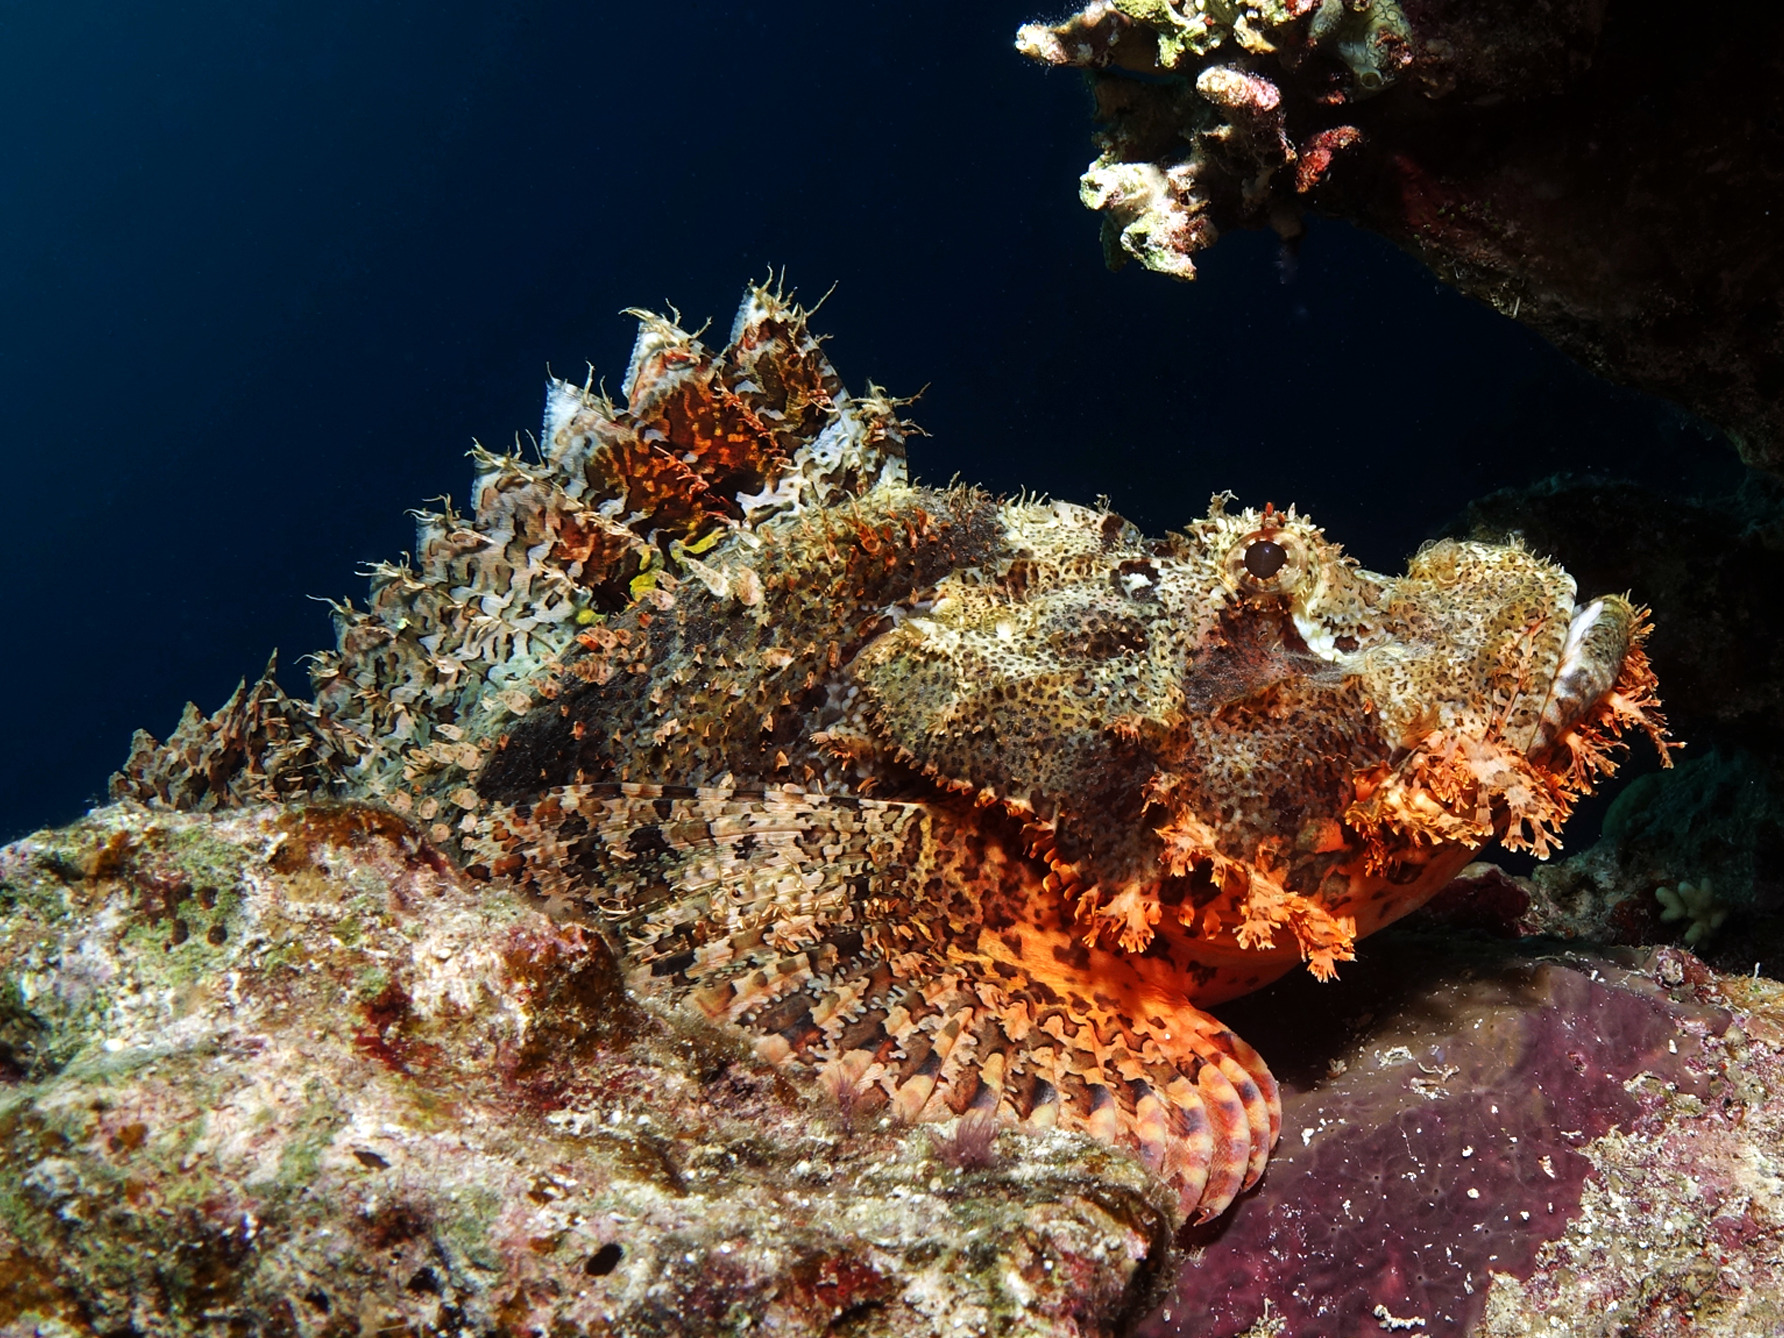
top-left (1028, 1009), bottom-right (1279, 1222)
top-left (1190, 1053), bottom-right (1258, 1217)
top-left (466, 782), bottom-right (1280, 1219)
top-left (1183, 1014), bottom-right (1281, 1186)
top-left (727, 946), bottom-right (1282, 1222)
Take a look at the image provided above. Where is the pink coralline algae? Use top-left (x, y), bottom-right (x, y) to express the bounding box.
top-left (1134, 925), bottom-right (1784, 1337)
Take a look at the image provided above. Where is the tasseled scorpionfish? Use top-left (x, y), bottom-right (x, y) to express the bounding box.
top-left (115, 283), bottom-right (1674, 1220)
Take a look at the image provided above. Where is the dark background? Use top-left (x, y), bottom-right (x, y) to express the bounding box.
top-left (0, 0), bottom-right (1736, 841)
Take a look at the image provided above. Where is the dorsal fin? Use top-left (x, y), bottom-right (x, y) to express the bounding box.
top-left (111, 283), bottom-right (918, 817)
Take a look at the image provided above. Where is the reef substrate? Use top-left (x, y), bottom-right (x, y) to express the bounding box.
top-left (0, 803), bottom-right (1176, 1336)
top-left (1153, 922), bottom-right (1784, 1337)
top-left (5, 806), bottom-right (1783, 1337)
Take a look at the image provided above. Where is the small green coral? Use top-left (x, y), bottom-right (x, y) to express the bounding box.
top-left (1655, 880), bottom-right (1727, 947)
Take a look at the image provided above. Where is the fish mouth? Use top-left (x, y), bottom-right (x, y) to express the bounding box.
top-left (1523, 593), bottom-right (1677, 795)
top-left (1525, 596), bottom-right (1640, 757)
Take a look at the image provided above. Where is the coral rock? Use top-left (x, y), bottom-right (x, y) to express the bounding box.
top-left (0, 803), bottom-right (1177, 1336)
top-left (1018, 2), bottom-right (1784, 471)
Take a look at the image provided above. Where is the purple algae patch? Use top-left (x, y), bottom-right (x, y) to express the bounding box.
top-left (1139, 930), bottom-right (1732, 1338)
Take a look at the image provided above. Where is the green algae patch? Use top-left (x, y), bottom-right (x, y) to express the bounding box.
top-left (438, 1183), bottom-right (507, 1271)
top-left (0, 856), bottom-right (75, 925)
top-left (162, 823), bottom-right (252, 891)
top-left (353, 964), bottom-right (392, 1002)
top-left (0, 973), bottom-right (55, 1082)
top-left (271, 1085), bottom-right (349, 1189)
top-left (333, 909), bottom-right (366, 945)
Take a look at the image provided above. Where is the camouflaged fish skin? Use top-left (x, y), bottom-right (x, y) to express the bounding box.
top-left (114, 283), bottom-right (1672, 1220)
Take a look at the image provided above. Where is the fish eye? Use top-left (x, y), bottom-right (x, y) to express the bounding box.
top-left (1243, 539), bottom-right (1288, 579)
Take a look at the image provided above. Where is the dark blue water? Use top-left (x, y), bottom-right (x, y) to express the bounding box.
top-left (0, 1), bottom-right (1732, 840)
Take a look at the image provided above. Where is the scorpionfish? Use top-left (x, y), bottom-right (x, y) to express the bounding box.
top-left (115, 283), bottom-right (1674, 1220)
